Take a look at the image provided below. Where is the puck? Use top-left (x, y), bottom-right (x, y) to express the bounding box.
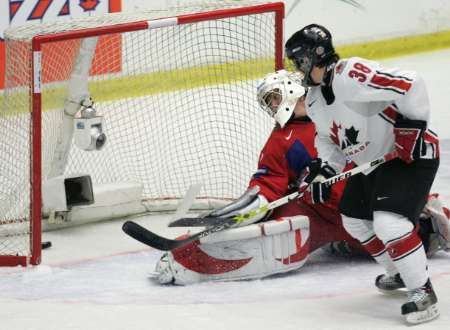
top-left (41, 241), bottom-right (52, 249)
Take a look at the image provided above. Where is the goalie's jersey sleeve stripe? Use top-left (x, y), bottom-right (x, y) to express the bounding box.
top-left (369, 71), bottom-right (413, 94)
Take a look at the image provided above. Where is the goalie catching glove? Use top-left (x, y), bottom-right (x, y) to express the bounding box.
top-left (394, 118), bottom-right (427, 163)
top-left (301, 158), bottom-right (336, 204)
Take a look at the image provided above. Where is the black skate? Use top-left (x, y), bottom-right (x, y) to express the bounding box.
top-left (401, 279), bottom-right (439, 324)
top-left (375, 273), bottom-right (405, 293)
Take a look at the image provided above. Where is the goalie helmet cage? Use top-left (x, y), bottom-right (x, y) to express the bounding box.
top-left (0, 1), bottom-right (284, 266)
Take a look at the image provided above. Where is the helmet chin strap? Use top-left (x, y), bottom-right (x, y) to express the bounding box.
top-left (305, 62), bottom-right (336, 87)
top-left (321, 65), bottom-right (336, 105)
top-left (287, 111), bottom-right (296, 123)
top-left (302, 68), bottom-right (321, 87)
top-left (322, 63), bottom-right (336, 86)
top-left (306, 74), bottom-right (321, 87)
top-left (301, 58), bottom-right (322, 87)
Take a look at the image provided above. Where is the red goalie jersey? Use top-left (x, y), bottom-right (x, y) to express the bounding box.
top-left (248, 118), bottom-right (357, 253)
top-left (153, 118), bottom-right (365, 285)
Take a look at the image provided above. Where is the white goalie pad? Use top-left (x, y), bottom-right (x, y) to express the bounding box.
top-left (423, 194), bottom-right (450, 253)
top-left (153, 215), bottom-right (310, 285)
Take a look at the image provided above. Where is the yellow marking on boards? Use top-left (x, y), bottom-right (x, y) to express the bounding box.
top-left (2, 30), bottom-right (450, 114)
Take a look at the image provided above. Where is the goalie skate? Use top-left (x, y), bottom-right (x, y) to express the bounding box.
top-left (401, 279), bottom-right (439, 324)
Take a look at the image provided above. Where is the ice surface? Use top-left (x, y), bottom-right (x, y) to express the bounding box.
top-left (1, 49), bottom-right (450, 330)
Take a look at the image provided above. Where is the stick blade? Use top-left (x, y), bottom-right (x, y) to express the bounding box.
top-left (122, 221), bottom-right (179, 251)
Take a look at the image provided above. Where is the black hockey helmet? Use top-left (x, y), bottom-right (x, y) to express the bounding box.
top-left (285, 24), bottom-right (337, 87)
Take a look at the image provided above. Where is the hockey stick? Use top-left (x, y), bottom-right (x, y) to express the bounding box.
top-left (169, 150), bottom-right (399, 228)
top-left (122, 151), bottom-right (398, 250)
top-left (168, 215), bottom-right (231, 227)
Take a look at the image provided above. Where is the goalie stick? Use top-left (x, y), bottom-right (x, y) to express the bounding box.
top-left (122, 151), bottom-right (398, 250)
top-left (168, 215), bottom-right (232, 227)
top-left (122, 217), bottom-right (238, 251)
top-left (169, 150), bottom-right (399, 227)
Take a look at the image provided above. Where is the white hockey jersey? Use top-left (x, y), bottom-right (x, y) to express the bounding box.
top-left (306, 57), bottom-right (439, 173)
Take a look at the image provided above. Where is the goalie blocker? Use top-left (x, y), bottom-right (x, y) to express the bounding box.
top-left (153, 215), bottom-right (310, 285)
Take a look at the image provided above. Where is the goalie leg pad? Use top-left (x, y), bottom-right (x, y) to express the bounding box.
top-left (153, 215), bottom-right (311, 285)
top-left (423, 194), bottom-right (450, 253)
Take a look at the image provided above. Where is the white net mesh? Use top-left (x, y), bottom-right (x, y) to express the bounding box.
top-left (0, 2), bottom-right (281, 262)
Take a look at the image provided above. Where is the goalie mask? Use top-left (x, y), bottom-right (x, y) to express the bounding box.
top-left (257, 70), bottom-right (306, 128)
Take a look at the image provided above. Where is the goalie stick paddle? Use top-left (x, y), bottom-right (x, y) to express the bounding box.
top-left (122, 151), bottom-right (398, 250)
top-left (168, 215), bottom-right (228, 227)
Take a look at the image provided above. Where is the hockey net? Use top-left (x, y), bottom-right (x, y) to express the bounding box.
top-left (0, 1), bottom-right (284, 266)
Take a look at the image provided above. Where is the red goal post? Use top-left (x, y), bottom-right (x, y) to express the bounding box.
top-left (0, 2), bottom-right (285, 266)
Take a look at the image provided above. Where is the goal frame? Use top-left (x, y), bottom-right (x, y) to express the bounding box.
top-left (0, 2), bottom-right (284, 267)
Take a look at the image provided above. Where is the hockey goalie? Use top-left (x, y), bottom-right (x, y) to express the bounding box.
top-left (154, 70), bottom-right (450, 285)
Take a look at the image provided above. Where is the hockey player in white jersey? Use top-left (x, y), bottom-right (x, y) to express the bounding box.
top-left (285, 24), bottom-right (440, 324)
top-left (153, 70), bottom-right (450, 289)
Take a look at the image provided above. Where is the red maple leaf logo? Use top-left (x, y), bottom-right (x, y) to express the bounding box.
top-left (330, 121), bottom-right (341, 146)
top-left (79, 0), bottom-right (100, 12)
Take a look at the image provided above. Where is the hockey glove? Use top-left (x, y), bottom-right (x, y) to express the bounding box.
top-left (394, 118), bottom-right (427, 163)
top-left (301, 158), bottom-right (336, 204)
